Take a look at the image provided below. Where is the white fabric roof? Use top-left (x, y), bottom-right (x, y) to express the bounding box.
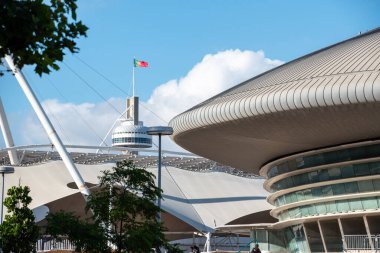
top-left (4, 160), bottom-right (271, 232)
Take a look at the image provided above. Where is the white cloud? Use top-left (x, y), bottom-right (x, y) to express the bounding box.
top-left (140, 49), bottom-right (283, 125)
top-left (5, 49), bottom-right (283, 152)
top-left (18, 98), bottom-right (124, 146)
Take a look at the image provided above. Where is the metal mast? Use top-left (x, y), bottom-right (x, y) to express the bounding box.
top-left (4, 55), bottom-right (90, 197)
top-left (0, 97), bottom-right (19, 165)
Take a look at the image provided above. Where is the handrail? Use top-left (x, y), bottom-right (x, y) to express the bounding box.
top-left (237, 239), bottom-right (256, 253)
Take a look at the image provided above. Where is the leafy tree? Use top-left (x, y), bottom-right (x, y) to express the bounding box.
top-left (45, 160), bottom-right (175, 252)
top-left (46, 211), bottom-right (109, 253)
top-left (0, 186), bottom-right (39, 253)
top-left (87, 160), bottom-right (166, 253)
top-left (0, 0), bottom-right (87, 75)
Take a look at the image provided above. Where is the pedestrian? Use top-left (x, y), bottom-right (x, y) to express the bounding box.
top-left (251, 244), bottom-right (261, 253)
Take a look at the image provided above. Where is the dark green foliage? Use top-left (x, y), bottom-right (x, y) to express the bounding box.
top-left (0, 0), bottom-right (87, 75)
top-left (46, 211), bottom-right (109, 253)
top-left (87, 160), bottom-right (166, 253)
top-left (0, 186), bottom-right (39, 253)
top-left (164, 243), bottom-right (185, 253)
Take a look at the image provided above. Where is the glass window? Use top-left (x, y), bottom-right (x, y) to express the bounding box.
top-left (370, 162), bottom-right (380, 175)
top-left (267, 144), bottom-right (380, 179)
top-left (324, 151), bottom-right (337, 164)
top-left (326, 202), bottom-right (337, 213)
top-left (362, 197), bottom-right (378, 210)
top-left (290, 193), bottom-right (298, 203)
top-left (308, 205), bottom-right (317, 215)
top-left (349, 199), bottom-right (363, 211)
top-left (285, 194), bottom-right (293, 204)
top-left (293, 174), bottom-right (305, 186)
top-left (355, 163), bottom-right (370, 177)
top-left (319, 169), bottom-right (329, 181)
top-left (328, 167), bottom-right (341, 180)
top-left (268, 166), bottom-right (278, 178)
top-left (350, 147), bottom-right (366, 160)
top-left (309, 171), bottom-right (319, 183)
top-left (341, 165), bottom-right (355, 178)
top-left (312, 187), bottom-right (322, 198)
top-left (296, 157), bottom-right (305, 168)
top-left (332, 184), bottom-right (345, 195)
top-left (296, 191), bottom-right (305, 201)
top-left (278, 163), bottom-right (290, 174)
top-left (321, 185), bottom-right (333, 197)
top-left (315, 203), bottom-right (327, 214)
top-left (373, 179), bottom-right (380, 191)
top-left (289, 208), bottom-right (298, 218)
top-left (358, 180), bottom-right (374, 192)
top-left (301, 206), bottom-right (310, 217)
top-left (336, 149), bottom-right (350, 162)
top-left (303, 189), bottom-right (312, 200)
top-left (336, 200), bottom-right (350, 212)
top-left (344, 182), bottom-right (359, 194)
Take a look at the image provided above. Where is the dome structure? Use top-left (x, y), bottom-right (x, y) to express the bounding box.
top-left (169, 28), bottom-right (380, 174)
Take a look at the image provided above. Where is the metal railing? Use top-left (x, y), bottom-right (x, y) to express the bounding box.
top-left (36, 237), bottom-right (75, 252)
top-left (345, 235), bottom-right (380, 251)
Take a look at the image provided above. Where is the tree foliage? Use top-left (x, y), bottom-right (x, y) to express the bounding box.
top-left (0, 186), bottom-right (39, 253)
top-left (46, 211), bottom-right (109, 253)
top-left (87, 160), bottom-right (166, 253)
top-left (45, 160), bottom-right (176, 253)
top-left (0, 0), bottom-right (87, 75)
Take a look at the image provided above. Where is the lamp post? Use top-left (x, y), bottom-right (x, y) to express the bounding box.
top-left (0, 166), bottom-right (14, 224)
top-left (146, 126), bottom-right (173, 223)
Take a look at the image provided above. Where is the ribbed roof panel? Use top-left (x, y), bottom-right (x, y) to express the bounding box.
top-left (169, 28), bottom-right (380, 173)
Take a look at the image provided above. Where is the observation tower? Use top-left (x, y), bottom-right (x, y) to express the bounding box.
top-left (111, 96), bottom-right (152, 148)
top-left (111, 59), bottom-right (152, 149)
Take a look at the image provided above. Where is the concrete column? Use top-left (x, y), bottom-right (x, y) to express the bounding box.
top-left (250, 230), bottom-right (255, 252)
top-left (303, 224), bottom-right (312, 253)
top-left (317, 220), bottom-right (328, 253)
top-left (338, 218), bottom-right (347, 251)
top-left (363, 216), bottom-right (374, 250)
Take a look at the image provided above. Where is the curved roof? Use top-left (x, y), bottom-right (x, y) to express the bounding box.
top-left (169, 28), bottom-right (380, 174)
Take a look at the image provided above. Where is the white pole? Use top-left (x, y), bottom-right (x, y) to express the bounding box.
top-left (132, 60), bottom-right (135, 97)
top-left (1, 173), bottom-right (4, 224)
top-left (206, 232), bottom-right (211, 252)
top-left (4, 55), bottom-right (90, 196)
top-left (0, 97), bottom-right (19, 165)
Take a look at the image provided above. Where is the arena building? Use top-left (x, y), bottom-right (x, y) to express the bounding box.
top-left (169, 28), bottom-right (380, 252)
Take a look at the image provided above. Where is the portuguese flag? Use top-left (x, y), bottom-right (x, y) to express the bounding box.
top-left (134, 59), bottom-right (149, 68)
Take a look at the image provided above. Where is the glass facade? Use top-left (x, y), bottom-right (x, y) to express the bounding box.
top-left (250, 229), bottom-right (288, 253)
top-left (278, 196), bottom-right (380, 221)
top-left (284, 225), bottom-right (309, 253)
top-left (112, 137), bottom-right (152, 144)
top-left (275, 178), bottom-right (380, 207)
top-left (271, 161), bottom-right (380, 192)
top-left (262, 142), bottom-right (380, 251)
top-left (267, 143), bottom-right (380, 179)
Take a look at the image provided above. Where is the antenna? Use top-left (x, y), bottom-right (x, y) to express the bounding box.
top-left (132, 58), bottom-right (135, 97)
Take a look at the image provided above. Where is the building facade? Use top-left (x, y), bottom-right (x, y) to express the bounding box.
top-left (169, 28), bottom-right (380, 252)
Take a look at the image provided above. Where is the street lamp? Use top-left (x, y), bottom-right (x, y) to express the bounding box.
top-left (0, 166), bottom-right (14, 224)
top-left (146, 126), bottom-right (173, 222)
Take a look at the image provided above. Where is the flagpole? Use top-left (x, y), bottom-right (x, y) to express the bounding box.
top-left (132, 59), bottom-right (135, 97)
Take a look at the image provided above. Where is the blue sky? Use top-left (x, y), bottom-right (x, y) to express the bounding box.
top-left (1, 0), bottom-right (380, 148)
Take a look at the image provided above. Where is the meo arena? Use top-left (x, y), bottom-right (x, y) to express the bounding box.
top-left (169, 28), bottom-right (380, 252)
